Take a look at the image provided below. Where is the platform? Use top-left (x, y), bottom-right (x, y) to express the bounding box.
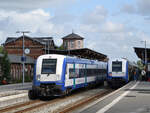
top-left (0, 82), bottom-right (32, 97)
top-left (0, 82), bottom-right (32, 91)
top-left (78, 81), bottom-right (150, 113)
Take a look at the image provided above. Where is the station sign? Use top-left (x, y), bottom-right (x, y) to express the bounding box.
top-left (21, 56), bottom-right (26, 62)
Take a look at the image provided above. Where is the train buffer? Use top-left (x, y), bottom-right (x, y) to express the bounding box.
top-left (77, 81), bottom-right (150, 113)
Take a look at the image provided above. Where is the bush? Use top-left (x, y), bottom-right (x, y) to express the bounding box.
top-left (25, 75), bottom-right (32, 82)
top-left (0, 49), bottom-right (11, 83)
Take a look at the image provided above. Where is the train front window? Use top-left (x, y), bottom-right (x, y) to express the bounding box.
top-left (112, 61), bottom-right (122, 72)
top-left (41, 59), bottom-right (57, 74)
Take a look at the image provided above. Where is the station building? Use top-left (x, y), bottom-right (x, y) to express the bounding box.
top-left (3, 35), bottom-right (55, 81)
top-left (3, 33), bottom-right (107, 81)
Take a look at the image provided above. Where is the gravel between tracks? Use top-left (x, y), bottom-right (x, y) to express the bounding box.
top-left (0, 93), bottom-right (29, 108)
top-left (26, 87), bottom-right (109, 113)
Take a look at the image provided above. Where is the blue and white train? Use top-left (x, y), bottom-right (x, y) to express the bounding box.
top-left (28, 54), bottom-right (107, 99)
top-left (107, 58), bottom-right (137, 88)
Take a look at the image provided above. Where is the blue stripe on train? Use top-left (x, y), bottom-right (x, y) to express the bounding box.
top-left (33, 60), bottom-right (40, 86)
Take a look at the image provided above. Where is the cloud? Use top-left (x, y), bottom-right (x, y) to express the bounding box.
top-left (82, 6), bottom-right (108, 25)
top-left (78, 6), bottom-right (140, 61)
top-left (0, 9), bottom-right (52, 32)
top-left (0, 9), bottom-right (54, 44)
top-left (83, 31), bottom-right (138, 61)
top-left (121, 0), bottom-right (150, 16)
top-left (137, 31), bottom-right (150, 45)
top-left (100, 21), bottom-right (124, 33)
top-left (51, 13), bottom-right (76, 25)
top-left (137, 0), bottom-right (150, 16)
top-left (121, 4), bottom-right (136, 14)
top-left (77, 6), bottom-right (139, 61)
top-left (0, 0), bottom-right (75, 12)
top-left (0, 9), bottom-right (78, 46)
top-left (79, 24), bottom-right (99, 33)
top-left (80, 6), bottom-right (126, 35)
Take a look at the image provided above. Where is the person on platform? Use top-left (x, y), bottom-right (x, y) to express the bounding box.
top-left (133, 70), bottom-right (136, 81)
top-left (136, 68), bottom-right (139, 80)
top-left (134, 69), bottom-right (138, 81)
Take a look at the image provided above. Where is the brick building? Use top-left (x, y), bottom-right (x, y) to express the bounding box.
top-left (8, 54), bottom-right (34, 81)
top-left (4, 35), bottom-right (55, 59)
top-left (3, 35), bottom-right (55, 81)
top-left (62, 33), bottom-right (84, 50)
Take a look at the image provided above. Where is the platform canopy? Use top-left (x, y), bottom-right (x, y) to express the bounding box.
top-left (134, 47), bottom-right (150, 62)
top-left (45, 48), bottom-right (107, 61)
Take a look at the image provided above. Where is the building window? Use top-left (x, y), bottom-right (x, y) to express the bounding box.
top-left (78, 41), bottom-right (80, 48)
top-left (64, 41), bottom-right (67, 49)
top-left (70, 41), bottom-right (74, 49)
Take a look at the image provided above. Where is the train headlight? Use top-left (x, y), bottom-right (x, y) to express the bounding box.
top-left (36, 74), bottom-right (41, 81)
top-left (109, 72), bottom-right (112, 76)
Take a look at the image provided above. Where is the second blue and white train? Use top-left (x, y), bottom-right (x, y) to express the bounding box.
top-left (107, 58), bottom-right (138, 88)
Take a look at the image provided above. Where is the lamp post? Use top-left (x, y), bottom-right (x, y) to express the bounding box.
top-left (16, 31), bottom-right (30, 85)
top-left (141, 40), bottom-right (147, 65)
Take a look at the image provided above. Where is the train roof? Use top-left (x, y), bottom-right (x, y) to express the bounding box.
top-left (109, 58), bottom-right (127, 62)
top-left (38, 54), bottom-right (107, 64)
top-left (109, 58), bottom-right (138, 67)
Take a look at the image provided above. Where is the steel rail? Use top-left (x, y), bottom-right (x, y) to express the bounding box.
top-left (0, 87), bottom-right (111, 113)
top-left (0, 100), bottom-right (40, 113)
top-left (59, 90), bottom-right (113, 113)
top-left (0, 89), bottom-right (86, 113)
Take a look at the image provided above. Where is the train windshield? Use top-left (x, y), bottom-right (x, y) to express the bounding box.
top-left (41, 59), bottom-right (57, 74)
top-left (112, 61), bottom-right (122, 72)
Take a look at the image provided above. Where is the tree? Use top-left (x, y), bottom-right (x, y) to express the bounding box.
top-left (56, 44), bottom-right (64, 50)
top-left (0, 46), bottom-right (3, 53)
top-left (0, 48), bottom-right (11, 83)
top-left (137, 60), bottom-right (144, 70)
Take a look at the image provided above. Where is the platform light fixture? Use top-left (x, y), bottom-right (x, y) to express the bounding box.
top-left (16, 31), bottom-right (30, 85)
top-left (141, 40), bottom-right (147, 65)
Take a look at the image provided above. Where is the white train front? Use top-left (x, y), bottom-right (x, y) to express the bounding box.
top-left (107, 58), bottom-right (137, 88)
top-left (28, 54), bottom-right (107, 99)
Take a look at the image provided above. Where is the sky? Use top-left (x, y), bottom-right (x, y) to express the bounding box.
top-left (0, 0), bottom-right (150, 61)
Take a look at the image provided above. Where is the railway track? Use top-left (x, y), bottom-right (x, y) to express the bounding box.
top-left (0, 95), bottom-right (71, 113)
top-left (58, 90), bottom-right (113, 113)
top-left (0, 87), bottom-right (113, 113)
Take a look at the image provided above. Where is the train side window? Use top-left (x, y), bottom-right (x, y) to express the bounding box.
top-left (80, 69), bottom-right (85, 77)
top-left (75, 68), bottom-right (80, 78)
top-left (65, 65), bottom-right (67, 74)
top-left (69, 68), bottom-right (74, 79)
